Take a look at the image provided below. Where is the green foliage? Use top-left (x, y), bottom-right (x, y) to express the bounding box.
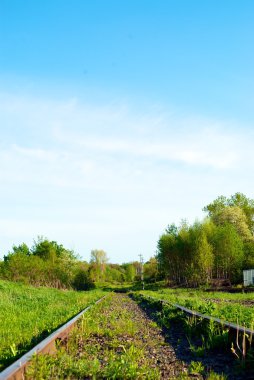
top-left (133, 291), bottom-right (254, 376)
top-left (89, 249), bottom-right (109, 282)
top-left (157, 220), bottom-right (215, 286)
top-left (1, 237), bottom-right (140, 290)
top-left (188, 360), bottom-right (204, 375)
top-left (0, 237), bottom-right (101, 290)
top-left (157, 227), bottom-right (180, 282)
top-left (243, 241), bottom-right (254, 269)
top-left (0, 280), bottom-right (105, 370)
top-left (31, 236), bottom-right (76, 261)
top-left (188, 222), bottom-right (213, 285)
top-left (72, 269), bottom-right (95, 290)
top-left (157, 193), bottom-right (254, 286)
top-left (213, 206), bottom-right (253, 242)
top-left (144, 257), bottom-right (158, 282)
top-left (213, 224), bottom-right (244, 282)
top-left (1, 238), bottom-right (78, 288)
top-left (137, 289), bottom-right (254, 329)
top-left (90, 249), bottom-right (108, 266)
top-left (124, 263), bottom-right (136, 282)
top-left (206, 372), bottom-right (228, 380)
top-left (27, 294), bottom-right (160, 379)
top-left (204, 192), bottom-right (254, 233)
top-left (5, 243), bottom-right (30, 259)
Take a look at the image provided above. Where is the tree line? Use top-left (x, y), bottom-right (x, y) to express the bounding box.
top-left (0, 237), bottom-right (158, 289)
top-left (157, 193), bottom-right (254, 286)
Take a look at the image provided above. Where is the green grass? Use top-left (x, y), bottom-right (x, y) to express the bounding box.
top-left (0, 280), bottom-right (106, 370)
top-left (27, 293), bottom-right (231, 380)
top-left (132, 292), bottom-right (254, 377)
top-left (27, 294), bottom-right (161, 379)
top-left (137, 288), bottom-right (254, 328)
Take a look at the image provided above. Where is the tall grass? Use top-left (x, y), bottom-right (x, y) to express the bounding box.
top-left (138, 289), bottom-right (254, 328)
top-left (0, 280), bottom-right (105, 370)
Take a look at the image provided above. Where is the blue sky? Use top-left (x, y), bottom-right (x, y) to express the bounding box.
top-left (0, 1), bottom-right (254, 263)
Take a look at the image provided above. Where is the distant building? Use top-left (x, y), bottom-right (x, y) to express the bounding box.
top-left (243, 269), bottom-right (254, 286)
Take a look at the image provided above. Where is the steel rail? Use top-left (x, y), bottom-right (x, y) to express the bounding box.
top-left (0, 295), bottom-right (107, 380)
top-left (143, 295), bottom-right (254, 335)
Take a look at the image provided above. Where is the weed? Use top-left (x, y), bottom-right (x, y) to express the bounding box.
top-left (9, 343), bottom-right (17, 357)
top-left (27, 294), bottom-right (162, 379)
top-left (188, 360), bottom-right (204, 374)
top-left (137, 288), bottom-right (254, 328)
top-left (132, 291), bottom-right (254, 378)
top-left (206, 371), bottom-right (228, 379)
top-left (0, 279), bottom-right (105, 370)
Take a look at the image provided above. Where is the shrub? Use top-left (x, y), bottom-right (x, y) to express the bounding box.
top-left (72, 270), bottom-right (95, 291)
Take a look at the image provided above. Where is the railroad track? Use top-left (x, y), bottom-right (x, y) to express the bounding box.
top-left (1, 293), bottom-right (253, 379)
top-left (0, 296), bottom-right (107, 380)
top-left (137, 294), bottom-right (254, 336)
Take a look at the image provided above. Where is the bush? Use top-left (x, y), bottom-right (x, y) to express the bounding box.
top-left (72, 270), bottom-right (95, 291)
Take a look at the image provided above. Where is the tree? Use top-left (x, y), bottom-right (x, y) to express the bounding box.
top-left (31, 237), bottom-right (76, 262)
top-left (1, 238), bottom-right (78, 288)
top-left (157, 233), bottom-right (177, 282)
top-left (177, 220), bottom-right (192, 284)
top-left (90, 249), bottom-right (108, 282)
top-left (72, 269), bottom-right (95, 290)
top-left (165, 223), bottom-right (178, 236)
top-left (105, 265), bottom-right (126, 283)
top-left (228, 193), bottom-right (254, 232)
top-left (3, 252), bottom-right (45, 285)
top-left (124, 263), bottom-right (136, 282)
top-left (157, 223), bottom-right (184, 284)
top-left (243, 241), bottom-right (254, 269)
top-left (213, 206), bottom-right (253, 242)
top-left (203, 195), bottom-right (227, 216)
top-left (212, 224), bottom-right (244, 283)
top-left (144, 257), bottom-right (158, 283)
top-left (192, 225), bottom-right (213, 285)
top-left (90, 249), bottom-right (108, 266)
top-left (31, 237), bottom-right (57, 263)
top-left (4, 243), bottom-right (30, 262)
top-left (204, 192), bottom-right (254, 233)
top-left (181, 221), bottom-right (214, 286)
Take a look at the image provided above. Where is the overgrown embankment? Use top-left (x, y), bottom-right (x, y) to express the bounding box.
top-left (132, 292), bottom-right (254, 380)
top-left (0, 280), bottom-right (105, 370)
top-left (137, 288), bottom-right (254, 328)
top-left (26, 293), bottom-right (239, 379)
top-left (27, 293), bottom-right (187, 379)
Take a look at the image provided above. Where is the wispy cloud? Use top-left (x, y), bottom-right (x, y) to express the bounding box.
top-left (56, 133), bottom-right (238, 169)
top-left (1, 91), bottom-right (248, 171)
top-left (0, 91), bottom-right (253, 261)
top-left (53, 118), bottom-right (243, 170)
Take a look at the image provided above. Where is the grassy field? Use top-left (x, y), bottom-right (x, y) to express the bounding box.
top-left (136, 288), bottom-right (254, 328)
top-left (2, 280), bottom-right (254, 377)
top-left (0, 280), bottom-right (106, 370)
top-left (27, 293), bottom-right (162, 379)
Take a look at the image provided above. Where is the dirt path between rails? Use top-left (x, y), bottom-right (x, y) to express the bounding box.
top-left (26, 293), bottom-right (250, 379)
top-left (89, 293), bottom-right (189, 379)
top-left (76, 293), bottom-right (189, 379)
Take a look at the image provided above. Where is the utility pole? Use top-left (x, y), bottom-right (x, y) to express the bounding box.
top-left (139, 253), bottom-right (144, 290)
